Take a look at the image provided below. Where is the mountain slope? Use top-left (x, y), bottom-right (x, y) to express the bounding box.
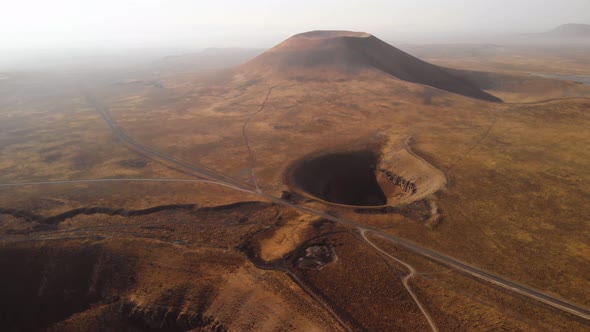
top-left (241, 31), bottom-right (502, 102)
top-left (544, 24), bottom-right (590, 38)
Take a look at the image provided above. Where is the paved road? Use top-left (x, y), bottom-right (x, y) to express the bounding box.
top-left (85, 93), bottom-right (250, 190)
top-left (72, 91), bottom-right (590, 322)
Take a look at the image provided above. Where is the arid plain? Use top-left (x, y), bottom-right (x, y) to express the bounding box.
top-left (1, 31), bottom-right (590, 331)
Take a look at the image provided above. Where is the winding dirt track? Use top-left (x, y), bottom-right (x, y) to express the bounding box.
top-left (2, 89), bottom-right (589, 325)
top-left (446, 117), bottom-right (498, 174)
top-left (361, 230), bottom-right (439, 332)
top-left (241, 86), bottom-right (277, 192)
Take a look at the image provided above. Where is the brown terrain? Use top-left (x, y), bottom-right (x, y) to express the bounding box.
top-left (1, 30), bottom-right (590, 331)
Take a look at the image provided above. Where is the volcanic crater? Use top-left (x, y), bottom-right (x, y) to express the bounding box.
top-left (286, 138), bottom-right (448, 209)
top-left (288, 150), bottom-right (387, 207)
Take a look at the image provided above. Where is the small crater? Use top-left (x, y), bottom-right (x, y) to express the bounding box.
top-left (296, 245), bottom-right (337, 270)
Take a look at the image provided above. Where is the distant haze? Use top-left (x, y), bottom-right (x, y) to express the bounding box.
top-left (2, 0), bottom-right (589, 49)
top-left (1, 0), bottom-right (589, 70)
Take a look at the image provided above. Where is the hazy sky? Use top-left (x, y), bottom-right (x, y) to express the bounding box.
top-left (1, 0), bottom-right (589, 49)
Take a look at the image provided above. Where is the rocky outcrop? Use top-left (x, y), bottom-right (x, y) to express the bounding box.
top-left (379, 169), bottom-right (417, 195)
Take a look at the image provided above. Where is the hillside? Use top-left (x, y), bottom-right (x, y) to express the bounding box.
top-left (544, 23), bottom-right (590, 38)
top-left (241, 30), bottom-right (502, 102)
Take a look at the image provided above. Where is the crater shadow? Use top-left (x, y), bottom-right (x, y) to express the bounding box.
top-left (290, 150), bottom-right (386, 206)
